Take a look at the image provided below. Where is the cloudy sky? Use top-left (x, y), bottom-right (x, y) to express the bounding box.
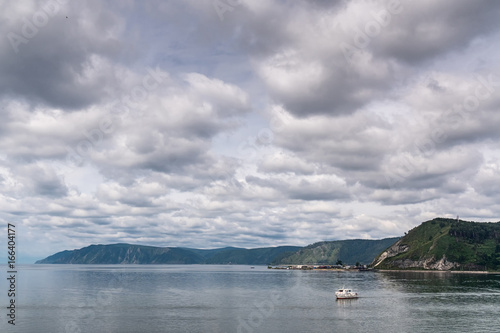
top-left (1, 0), bottom-right (500, 262)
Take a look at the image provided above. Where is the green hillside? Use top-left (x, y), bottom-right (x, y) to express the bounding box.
top-left (35, 244), bottom-right (301, 265)
top-left (202, 246), bottom-right (302, 264)
top-left (271, 238), bottom-right (400, 265)
top-left (38, 218), bottom-right (500, 269)
top-left (35, 244), bottom-right (204, 264)
top-left (373, 218), bottom-right (500, 270)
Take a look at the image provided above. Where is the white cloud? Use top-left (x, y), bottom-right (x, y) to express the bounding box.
top-left (1, 0), bottom-right (500, 261)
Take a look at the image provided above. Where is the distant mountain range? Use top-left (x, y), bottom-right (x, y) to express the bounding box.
top-left (372, 218), bottom-right (500, 271)
top-left (36, 217), bottom-right (500, 270)
top-left (35, 244), bottom-right (303, 265)
top-left (35, 238), bottom-right (399, 265)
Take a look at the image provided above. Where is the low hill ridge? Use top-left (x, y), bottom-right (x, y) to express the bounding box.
top-left (37, 218), bottom-right (500, 269)
top-left (271, 238), bottom-right (400, 265)
top-left (35, 244), bottom-right (302, 265)
top-left (35, 239), bottom-right (400, 265)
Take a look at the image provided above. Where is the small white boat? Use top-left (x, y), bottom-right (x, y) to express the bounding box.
top-left (335, 287), bottom-right (358, 299)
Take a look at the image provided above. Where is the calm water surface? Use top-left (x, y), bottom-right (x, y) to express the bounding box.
top-left (1, 265), bottom-right (500, 332)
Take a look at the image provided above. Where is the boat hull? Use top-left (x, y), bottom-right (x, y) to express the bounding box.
top-left (336, 295), bottom-right (358, 299)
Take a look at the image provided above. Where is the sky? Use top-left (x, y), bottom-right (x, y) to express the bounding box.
top-left (1, 0), bottom-right (500, 262)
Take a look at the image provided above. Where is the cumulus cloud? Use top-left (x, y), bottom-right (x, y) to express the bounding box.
top-left (1, 0), bottom-right (500, 261)
top-left (248, 0), bottom-right (500, 117)
top-left (0, 0), bottom-right (126, 109)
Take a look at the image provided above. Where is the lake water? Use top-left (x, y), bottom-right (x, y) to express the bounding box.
top-left (1, 265), bottom-right (500, 333)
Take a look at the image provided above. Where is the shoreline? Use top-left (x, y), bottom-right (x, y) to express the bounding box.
top-left (376, 269), bottom-right (500, 274)
top-left (269, 266), bottom-right (500, 274)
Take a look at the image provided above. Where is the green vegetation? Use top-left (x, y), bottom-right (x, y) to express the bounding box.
top-left (201, 246), bottom-right (302, 265)
top-left (38, 218), bottom-right (500, 269)
top-left (271, 238), bottom-right (400, 265)
top-left (35, 244), bottom-right (301, 265)
top-left (374, 218), bottom-right (500, 271)
top-left (35, 244), bottom-right (205, 264)
top-left (36, 238), bottom-right (399, 266)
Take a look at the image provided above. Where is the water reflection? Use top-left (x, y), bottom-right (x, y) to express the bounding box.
top-left (3, 266), bottom-right (500, 333)
top-left (376, 271), bottom-right (500, 294)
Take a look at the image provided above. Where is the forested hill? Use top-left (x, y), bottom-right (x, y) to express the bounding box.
top-left (37, 218), bottom-right (500, 269)
top-left (34, 238), bottom-right (402, 265)
top-left (35, 243), bottom-right (302, 265)
top-left (271, 237), bottom-right (401, 265)
top-left (372, 218), bottom-right (500, 270)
